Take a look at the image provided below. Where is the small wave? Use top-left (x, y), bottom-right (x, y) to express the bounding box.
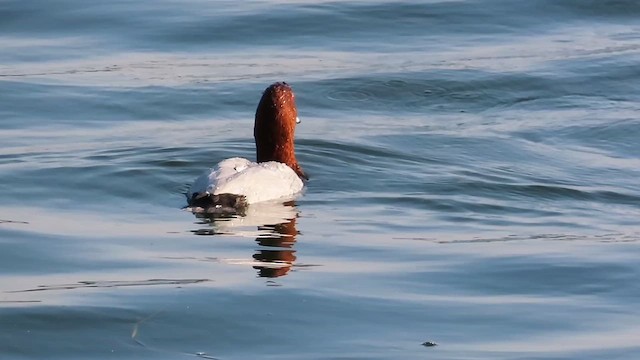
top-left (7, 278), bottom-right (210, 293)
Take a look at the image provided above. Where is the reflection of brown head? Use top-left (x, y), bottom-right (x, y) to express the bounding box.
top-left (254, 82), bottom-right (307, 179)
top-left (254, 217), bottom-right (299, 278)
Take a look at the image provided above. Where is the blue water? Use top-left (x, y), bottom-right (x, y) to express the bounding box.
top-left (2, 1), bottom-right (640, 359)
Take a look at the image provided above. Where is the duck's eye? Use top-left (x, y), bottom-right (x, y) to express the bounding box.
top-left (296, 116), bottom-right (301, 124)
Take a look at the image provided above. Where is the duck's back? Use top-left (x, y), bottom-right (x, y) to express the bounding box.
top-left (188, 157), bottom-right (303, 204)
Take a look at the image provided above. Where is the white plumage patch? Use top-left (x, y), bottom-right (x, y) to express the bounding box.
top-left (188, 157), bottom-right (304, 204)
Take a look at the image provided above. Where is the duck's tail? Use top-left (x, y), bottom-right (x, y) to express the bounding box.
top-left (187, 192), bottom-right (248, 216)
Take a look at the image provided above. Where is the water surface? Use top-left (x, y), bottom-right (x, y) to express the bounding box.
top-left (1, 1), bottom-right (640, 359)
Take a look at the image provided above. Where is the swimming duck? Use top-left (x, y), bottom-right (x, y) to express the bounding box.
top-left (187, 82), bottom-right (307, 214)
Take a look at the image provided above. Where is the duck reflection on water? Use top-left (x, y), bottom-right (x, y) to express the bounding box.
top-left (190, 200), bottom-right (302, 278)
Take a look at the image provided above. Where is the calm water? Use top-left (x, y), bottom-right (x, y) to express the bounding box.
top-left (1, 1), bottom-right (640, 359)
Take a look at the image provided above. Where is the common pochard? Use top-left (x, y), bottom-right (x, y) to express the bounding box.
top-left (187, 82), bottom-right (307, 213)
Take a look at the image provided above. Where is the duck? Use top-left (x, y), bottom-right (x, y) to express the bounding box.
top-left (187, 82), bottom-right (307, 214)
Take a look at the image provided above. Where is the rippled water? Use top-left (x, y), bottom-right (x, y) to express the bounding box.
top-left (2, 1), bottom-right (640, 359)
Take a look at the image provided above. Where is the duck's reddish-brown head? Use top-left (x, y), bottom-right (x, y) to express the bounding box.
top-left (254, 82), bottom-right (307, 179)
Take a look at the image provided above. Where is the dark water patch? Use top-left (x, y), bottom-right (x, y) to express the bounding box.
top-left (3, 0), bottom-right (626, 57)
top-left (548, 59), bottom-right (640, 104)
top-left (482, 0), bottom-right (640, 25)
top-left (0, 305), bottom-right (149, 359)
top-left (433, 181), bottom-right (637, 204)
top-left (298, 138), bottom-right (434, 200)
top-left (84, 145), bottom-right (208, 168)
top-left (454, 168), bottom-right (524, 185)
top-left (300, 131), bottom-right (639, 212)
top-left (549, 0), bottom-right (640, 20)
top-left (0, 80), bottom-right (258, 128)
top-left (370, 129), bottom-right (639, 189)
top-left (304, 70), bottom-right (580, 116)
top-left (7, 163), bottom-right (181, 210)
top-left (368, 133), bottom-right (552, 179)
top-left (0, 1), bottom-right (199, 54)
top-left (345, 194), bottom-right (561, 217)
top-left (106, 286), bottom-right (441, 359)
top-left (170, 54), bottom-right (637, 119)
top-left (298, 46), bottom-right (640, 116)
top-left (434, 254), bottom-right (640, 298)
top-left (300, 138), bottom-right (429, 167)
top-left (0, 228), bottom-right (148, 275)
top-left (0, 230), bottom-right (82, 274)
top-left (133, 0), bottom-right (571, 51)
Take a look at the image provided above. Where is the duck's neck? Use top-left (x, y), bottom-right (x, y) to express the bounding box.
top-left (255, 138), bottom-right (305, 179)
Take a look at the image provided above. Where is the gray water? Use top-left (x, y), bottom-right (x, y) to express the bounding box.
top-left (1, 1), bottom-right (640, 359)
